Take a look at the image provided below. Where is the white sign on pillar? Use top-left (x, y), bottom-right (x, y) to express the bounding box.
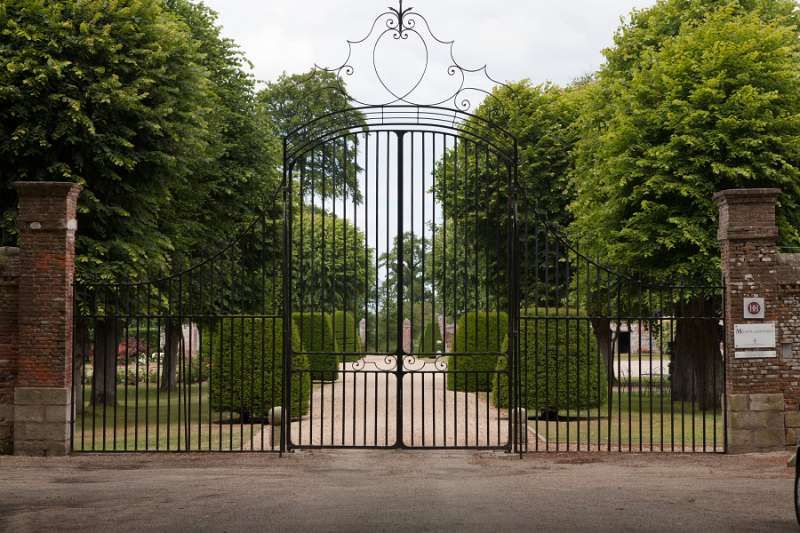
top-left (734, 323), bottom-right (777, 359)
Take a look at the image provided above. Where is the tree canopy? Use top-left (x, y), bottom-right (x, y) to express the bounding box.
top-left (259, 70), bottom-right (365, 201)
top-left (569, 0), bottom-right (800, 283)
top-left (293, 210), bottom-right (374, 312)
top-left (0, 0), bottom-right (218, 282)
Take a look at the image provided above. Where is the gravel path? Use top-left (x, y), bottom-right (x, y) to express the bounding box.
top-left (616, 358), bottom-right (669, 378)
top-left (248, 355), bottom-right (510, 449)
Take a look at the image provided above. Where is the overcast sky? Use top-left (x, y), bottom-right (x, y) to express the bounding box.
top-left (199, 0), bottom-right (660, 257)
top-left (203, 0), bottom-right (657, 101)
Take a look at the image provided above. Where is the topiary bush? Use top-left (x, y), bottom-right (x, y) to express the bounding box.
top-left (493, 309), bottom-right (606, 414)
top-left (293, 312), bottom-right (339, 381)
top-left (447, 311), bottom-right (508, 392)
top-left (332, 311), bottom-right (363, 362)
top-left (416, 320), bottom-right (443, 355)
top-left (209, 317), bottom-right (310, 420)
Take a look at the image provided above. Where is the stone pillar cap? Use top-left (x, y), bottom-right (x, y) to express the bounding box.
top-left (714, 188), bottom-right (781, 205)
top-left (14, 181), bottom-right (83, 197)
top-left (716, 188), bottom-right (780, 241)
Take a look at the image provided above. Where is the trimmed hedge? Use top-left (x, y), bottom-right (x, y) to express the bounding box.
top-left (416, 320), bottom-right (443, 355)
top-left (293, 312), bottom-right (339, 381)
top-left (447, 311), bottom-right (509, 392)
top-left (332, 311), bottom-right (363, 362)
top-left (209, 317), bottom-right (310, 419)
top-left (493, 309), bottom-right (606, 413)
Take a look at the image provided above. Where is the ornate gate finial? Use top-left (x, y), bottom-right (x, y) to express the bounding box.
top-left (311, 1), bottom-right (510, 113)
top-left (389, 1), bottom-right (414, 35)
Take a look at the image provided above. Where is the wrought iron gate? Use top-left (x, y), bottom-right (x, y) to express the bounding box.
top-left (283, 116), bottom-right (518, 450)
top-left (69, 1), bottom-right (725, 454)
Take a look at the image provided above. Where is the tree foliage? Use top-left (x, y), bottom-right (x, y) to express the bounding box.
top-left (570, 0), bottom-right (800, 283)
top-left (378, 232), bottom-right (429, 307)
top-left (432, 81), bottom-right (587, 307)
top-left (259, 70), bottom-right (364, 201)
top-left (164, 0), bottom-right (281, 263)
top-left (293, 210), bottom-right (374, 311)
top-left (0, 0), bottom-right (216, 282)
top-left (568, 0), bottom-right (800, 408)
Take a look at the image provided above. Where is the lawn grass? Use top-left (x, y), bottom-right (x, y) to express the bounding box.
top-left (524, 388), bottom-right (723, 452)
top-left (72, 383), bottom-right (272, 452)
top-left (72, 379), bottom-right (723, 453)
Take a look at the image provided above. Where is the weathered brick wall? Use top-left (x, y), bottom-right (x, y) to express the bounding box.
top-left (716, 188), bottom-right (800, 451)
top-left (12, 182), bottom-right (81, 456)
top-left (15, 183), bottom-right (80, 390)
top-left (721, 238), bottom-right (781, 396)
top-left (776, 254), bottom-right (800, 443)
top-left (0, 247), bottom-right (19, 454)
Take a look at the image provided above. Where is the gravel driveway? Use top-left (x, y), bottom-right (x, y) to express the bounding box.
top-left (250, 355), bottom-right (510, 449)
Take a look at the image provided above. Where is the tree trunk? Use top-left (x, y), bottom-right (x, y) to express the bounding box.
top-left (160, 321), bottom-right (183, 392)
top-left (92, 319), bottom-right (119, 406)
top-left (671, 296), bottom-right (723, 410)
top-left (591, 317), bottom-right (617, 385)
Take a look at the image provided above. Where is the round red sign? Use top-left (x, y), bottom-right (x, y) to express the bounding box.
top-left (748, 301), bottom-right (762, 315)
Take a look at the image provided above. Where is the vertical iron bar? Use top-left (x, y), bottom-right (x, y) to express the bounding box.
top-left (395, 130), bottom-right (406, 448)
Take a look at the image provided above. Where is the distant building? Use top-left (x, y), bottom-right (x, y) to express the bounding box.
top-left (611, 321), bottom-right (662, 355)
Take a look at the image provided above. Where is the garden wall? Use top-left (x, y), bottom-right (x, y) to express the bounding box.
top-left (0, 247), bottom-right (19, 454)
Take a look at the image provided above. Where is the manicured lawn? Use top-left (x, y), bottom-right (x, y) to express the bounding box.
top-left (72, 383), bottom-right (270, 452)
top-left (524, 388), bottom-right (723, 452)
top-left (71, 379), bottom-right (723, 453)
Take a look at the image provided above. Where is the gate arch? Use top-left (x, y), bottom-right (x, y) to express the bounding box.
top-left (279, 2), bottom-right (523, 450)
top-left (282, 105), bottom-right (519, 450)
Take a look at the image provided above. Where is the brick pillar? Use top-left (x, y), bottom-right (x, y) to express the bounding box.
top-left (715, 188), bottom-right (784, 453)
top-left (0, 247), bottom-right (20, 454)
top-left (13, 182), bottom-right (82, 456)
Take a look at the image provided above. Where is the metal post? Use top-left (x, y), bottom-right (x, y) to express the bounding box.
top-left (281, 139), bottom-right (293, 454)
top-left (395, 131), bottom-right (406, 448)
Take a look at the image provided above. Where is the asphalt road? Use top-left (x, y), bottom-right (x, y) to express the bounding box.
top-left (0, 451), bottom-right (795, 532)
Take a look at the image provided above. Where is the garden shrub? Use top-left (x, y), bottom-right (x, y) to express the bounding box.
top-left (493, 309), bottom-right (606, 414)
top-left (416, 320), bottom-right (443, 355)
top-left (293, 312), bottom-right (339, 381)
top-left (447, 311), bottom-right (508, 392)
top-left (209, 317), bottom-right (310, 419)
top-left (332, 311), bottom-right (363, 362)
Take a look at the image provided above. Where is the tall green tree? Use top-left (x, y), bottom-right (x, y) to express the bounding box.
top-left (156, 0), bottom-right (281, 391)
top-left (164, 0), bottom-right (280, 258)
top-left (0, 0), bottom-right (282, 400)
top-left (0, 0), bottom-right (219, 405)
top-left (378, 232), bottom-right (430, 308)
top-left (427, 221), bottom-right (494, 317)
top-left (570, 0), bottom-right (800, 407)
top-left (0, 0), bottom-right (215, 284)
top-left (259, 70), bottom-right (365, 201)
top-left (293, 209), bottom-right (374, 313)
